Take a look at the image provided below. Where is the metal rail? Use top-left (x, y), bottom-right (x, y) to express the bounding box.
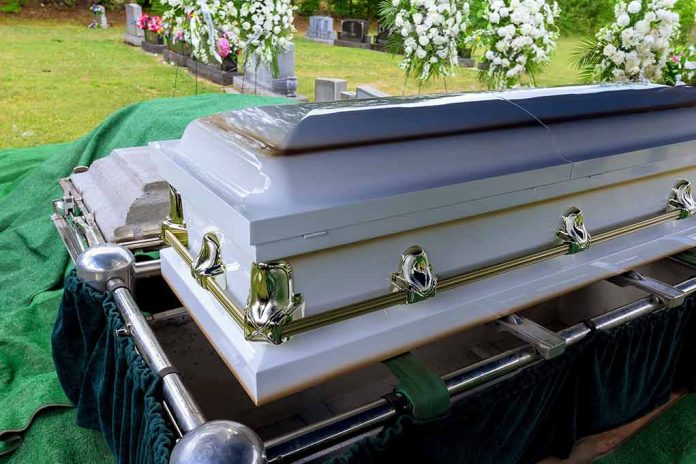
top-left (52, 183), bottom-right (696, 463)
top-left (264, 275), bottom-right (696, 463)
top-left (163, 210), bottom-right (685, 340)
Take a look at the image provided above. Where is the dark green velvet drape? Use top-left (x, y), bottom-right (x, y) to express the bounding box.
top-left (52, 271), bottom-right (174, 464)
top-left (327, 301), bottom-right (695, 464)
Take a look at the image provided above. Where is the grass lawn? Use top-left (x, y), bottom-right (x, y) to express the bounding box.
top-left (0, 16), bottom-right (583, 149)
top-left (294, 35), bottom-right (581, 97)
top-left (0, 18), bottom-right (220, 149)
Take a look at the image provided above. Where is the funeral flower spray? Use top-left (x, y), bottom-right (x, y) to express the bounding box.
top-left (477, 0), bottom-right (561, 89)
top-left (380, 0), bottom-right (470, 84)
top-left (575, 0), bottom-right (681, 83)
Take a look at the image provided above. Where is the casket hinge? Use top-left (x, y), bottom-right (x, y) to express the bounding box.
top-left (162, 184), bottom-right (189, 247)
top-left (191, 232), bottom-right (226, 290)
top-left (668, 180), bottom-right (696, 219)
top-left (556, 207), bottom-right (591, 254)
top-left (391, 246), bottom-right (438, 304)
top-left (245, 262), bottom-right (304, 344)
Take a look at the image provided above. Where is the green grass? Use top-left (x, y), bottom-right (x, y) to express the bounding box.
top-left (0, 19), bottom-right (219, 149)
top-left (0, 17), bottom-right (583, 149)
top-left (294, 35), bottom-right (581, 97)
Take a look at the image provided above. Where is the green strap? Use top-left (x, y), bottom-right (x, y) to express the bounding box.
top-left (383, 352), bottom-right (450, 420)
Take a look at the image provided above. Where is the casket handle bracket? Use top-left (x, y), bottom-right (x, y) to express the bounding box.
top-left (391, 246), bottom-right (438, 304)
top-left (668, 179), bottom-right (696, 219)
top-left (191, 232), bottom-right (226, 291)
top-left (162, 184), bottom-right (189, 247)
top-left (245, 262), bottom-right (304, 345)
top-left (556, 207), bottom-right (591, 254)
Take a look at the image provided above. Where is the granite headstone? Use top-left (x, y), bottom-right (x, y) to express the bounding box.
top-left (124, 3), bottom-right (144, 46)
top-left (315, 78), bottom-right (348, 102)
top-left (305, 16), bottom-right (337, 44)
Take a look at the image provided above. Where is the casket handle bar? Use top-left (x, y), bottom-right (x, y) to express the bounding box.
top-left (74, 244), bottom-right (267, 464)
top-left (162, 181), bottom-right (696, 343)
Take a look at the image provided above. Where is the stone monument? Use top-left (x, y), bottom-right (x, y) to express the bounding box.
top-left (371, 23), bottom-right (391, 51)
top-left (315, 78), bottom-right (347, 102)
top-left (305, 16), bottom-right (337, 45)
top-left (123, 3), bottom-right (143, 46)
top-left (233, 44), bottom-right (306, 100)
top-left (335, 19), bottom-right (371, 49)
top-left (89, 5), bottom-right (108, 29)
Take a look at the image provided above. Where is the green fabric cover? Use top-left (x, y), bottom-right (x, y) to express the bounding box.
top-left (326, 299), bottom-right (695, 464)
top-left (0, 94), bottom-right (286, 457)
top-left (52, 271), bottom-right (173, 464)
top-left (383, 352), bottom-right (450, 420)
top-left (327, 340), bottom-right (591, 464)
top-left (0, 409), bottom-right (112, 464)
top-left (574, 304), bottom-right (694, 436)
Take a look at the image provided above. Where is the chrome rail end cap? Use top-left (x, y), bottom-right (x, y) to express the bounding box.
top-left (170, 421), bottom-right (266, 464)
top-left (75, 244), bottom-right (135, 292)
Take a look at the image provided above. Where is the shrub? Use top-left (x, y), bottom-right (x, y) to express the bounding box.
top-left (0, 0), bottom-right (24, 13)
top-left (674, 0), bottom-right (695, 43)
top-left (297, 0), bottom-right (321, 16)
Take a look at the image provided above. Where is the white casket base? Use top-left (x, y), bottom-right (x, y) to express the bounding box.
top-left (162, 214), bottom-right (696, 404)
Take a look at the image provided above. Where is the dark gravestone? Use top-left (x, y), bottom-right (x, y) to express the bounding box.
top-left (164, 39), bottom-right (191, 67)
top-left (335, 19), bottom-right (371, 49)
top-left (142, 29), bottom-right (165, 54)
top-left (187, 55), bottom-right (240, 86)
top-left (371, 23), bottom-right (392, 51)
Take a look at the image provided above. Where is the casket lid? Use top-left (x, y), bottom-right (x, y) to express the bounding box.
top-left (202, 83), bottom-right (695, 154)
top-left (161, 84), bottom-right (696, 259)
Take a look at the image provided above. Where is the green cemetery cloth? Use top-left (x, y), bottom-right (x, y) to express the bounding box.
top-left (326, 299), bottom-right (696, 464)
top-left (597, 394), bottom-right (696, 464)
top-left (0, 409), bottom-right (112, 464)
top-left (52, 271), bottom-right (173, 464)
top-left (0, 93), bottom-right (286, 458)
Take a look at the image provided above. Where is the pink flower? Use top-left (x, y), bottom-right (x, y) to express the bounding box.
top-left (217, 37), bottom-right (231, 58)
top-left (670, 54), bottom-right (682, 63)
top-left (148, 15), bottom-right (164, 33)
top-left (137, 14), bottom-right (149, 30)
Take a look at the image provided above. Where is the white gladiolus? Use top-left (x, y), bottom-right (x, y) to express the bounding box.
top-left (162, 0), bottom-right (242, 64)
top-left (627, 1), bottom-right (642, 13)
top-left (478, 0), bottom-right (560, 88)
top-left (381, 0), bottom-right (470, 81)
top-left (238, 0), bottom-right (295, 69)
top-left (588, 0), bottom-right (680, 82)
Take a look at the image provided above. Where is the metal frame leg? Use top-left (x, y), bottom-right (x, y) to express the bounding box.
top-left (75, 244), bottom-right (266, 464)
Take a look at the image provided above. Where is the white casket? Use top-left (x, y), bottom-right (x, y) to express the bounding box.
top-left (152, 83), bottom-right (696, 404)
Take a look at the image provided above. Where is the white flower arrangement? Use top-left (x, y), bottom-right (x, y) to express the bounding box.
top-left (380, 0), bottom-right (469, 82)
top-left (477, 0), bottom-right (560, 89)
top-left (576, 0), bottom-right (681, 83)
top-left (162, 0), bottom-right (242, 64)
top-left (238, 0), bottom-right (296, 77)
